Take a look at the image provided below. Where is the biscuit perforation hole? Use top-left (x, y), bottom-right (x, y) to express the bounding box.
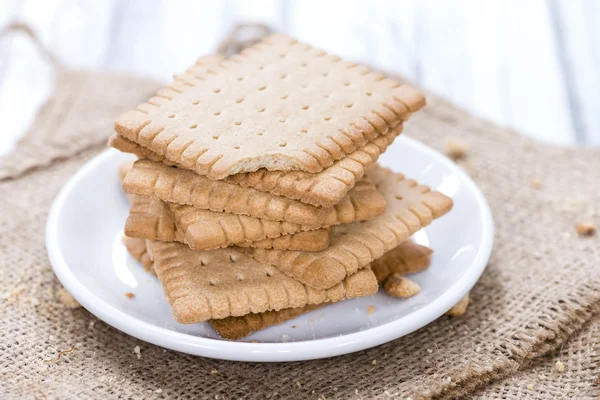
top-left (209, 280), bottom-right (217, 286)
top-left (258, 65), bottom-right (264, 70)
top-left (213, 88), bottom-right (221, 93)
top-left (279, 118), bottom-right (286, 123)
top-left (237, 76), bottom-right (244, 81)
top-left (236, 97), bottom-right (245, 104)
top-left (366, 92), bottom-right (372, 96)
top-left (213, 111), bottom-right (221, 116)
top-left (280, 73), bottom-right (287, 79)
top-left (279, 143), bottom-right (287, 147)
top-left (212, 135), bottom-right (219, 140)
top-left (189, 124), bottom-right (198, 129)
top-left (323, 94), bottom-right (330, 98)
top-left (257, 132), bottom-right (264, 136)
top-left (258, 107), bottom-right (265, 112)
top-left (302, 105), bottom-right (309, 110)
top-left (344, 82), bottom-right (350, 87)
top-left (258, 84), bottom-right (267, 91)
top-left (265, 270), bottom-right (274, 277)
top-left (235, 121), bottom-right (242, 126)
top-left (324, 116), bottom-right (331, 121)
top-left (280, 95), bottom-right (288, 100)
top-left (168, 114), bottom-right (175, 119)
top-left (345, 103), bottom-right (353, 108)
top-left (301, 129), bottom-right (308, 134)
top-left (236, 274), bottom-right (244, 282)
top-left (192, 100), bottom-right (199, 105)
top-left (229, 254), bottom-right (239, 262)
top-left (234, 146), bottom-right (240, 150)
top-left (300, 62), bottom-right (308, 67)
top-left (395, 195), bottom-right (403, 201)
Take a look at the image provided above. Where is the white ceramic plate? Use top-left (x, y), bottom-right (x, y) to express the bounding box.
top-left (46, 136), bottom-right (493, 362)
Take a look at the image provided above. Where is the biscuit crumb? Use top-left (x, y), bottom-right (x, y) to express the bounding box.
top-left (384, 274), bottom-right (421, 298)
top-left (125, 292), bottom-right (135, 299)
top-left (367, 305), bottom-right (375, 314)
top-left (446, 293), bottom-right (470, 317)
top-left (133, 345), bottom-right (141, 359)
top-left (444, 138), bottom-right (468, 161)
top-left (210, 369), bottom-right (218, 374)
top-left (527, 384), bottom-right (534, 390)
top-left (291, 325), bottom-right (296, 329)
top-left (576, 221), bottom-right (596, 237)
top-left (445, 376), bottom-right (452, 382)
top-left (531, 178), bottom-right (542, 189)
top-left (57, 288), bottom-right (81, 309)
top-left (296, 381), bottom-right (301, 389)
top-left (427, 348), bottom-right (433, 354)
top-left (155, 389), bottom-right (162, 394)
top-left (555, 360), bottom-right (565, 372)
top-left (371, 359), bottom-right (377, 365)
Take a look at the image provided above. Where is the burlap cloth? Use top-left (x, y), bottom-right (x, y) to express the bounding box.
top-left (1, 25), bottom-right (599, 400)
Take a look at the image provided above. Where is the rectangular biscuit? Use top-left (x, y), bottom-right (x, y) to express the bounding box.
top-left (124, 236), bottom-right (432, 339)
top-left (247, 165), bottom-right (453, 290)
top-left (123, 159), bottom-right (386, 227)
top-left (165, 175), bottom-right (384, 250)
top-left (210, 240), bottom-right (433, 339)
top-left (148, 241), bottom-right (379, 323)
top-left (110, 123), bottom-right (401, 207)
top-left (209, 305), bottom-right (323, 340)
top-left (114, 34), bottom-right (425, 179)
top-left (125, 195), bottom-right (330, 252)
top-left (123, 159), bottom-right (331, 226)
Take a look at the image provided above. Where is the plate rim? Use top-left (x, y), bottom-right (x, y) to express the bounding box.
top-left (46, 136), bottom-right (494, 362)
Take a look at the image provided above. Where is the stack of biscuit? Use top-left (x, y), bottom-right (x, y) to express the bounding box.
top-left (109, 34), bottom-right (453, 339)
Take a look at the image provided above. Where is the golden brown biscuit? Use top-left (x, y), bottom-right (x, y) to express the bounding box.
top-left (247, 165), bottom-right (453, 289)
top-left (110, 123), bottom-right (401, 207)
top-left (148, 241), bottom-right (379, 323)
top-left (114, 34), bottom-right (424, 179)
top-left (125, 195), bottom-right (330, 252)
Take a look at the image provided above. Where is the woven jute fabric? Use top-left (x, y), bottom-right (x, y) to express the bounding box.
top-left (1, 32), bottom-right (600, 400)
top-left (471, 313), bottom-right (599, 399)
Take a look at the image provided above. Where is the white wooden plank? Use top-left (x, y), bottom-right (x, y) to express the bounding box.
top-left (495, 0), bottom-right (575, 145)
top-left (0, 0), bottom-right (590, 155)
top-left (51, 0), bottom-right (119, 68)
top-left (0, 0), bottom-right (63, 156)
top-left (552, 0), bottom-right (600, 145)
top-left (147, 1), bottom-right (229, 81)
top-left (223, 0), bottom-right (284, 30)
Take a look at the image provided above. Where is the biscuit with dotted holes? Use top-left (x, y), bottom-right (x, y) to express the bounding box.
top-left (209, 241), bottom-right (434, 339)
top-left (148, 241), bottom-right (379, 323)
top-left (124, 236), bottom-right (433, 338)
top-left (114, 34), bottom-right (425, 179)
top-left (246, 164), bottom-right (453, 290)
top-left (110, 122), bottom-right (402, 207)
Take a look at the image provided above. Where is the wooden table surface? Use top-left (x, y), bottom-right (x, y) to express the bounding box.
top-left (1, 0), bottom-right (598, 157)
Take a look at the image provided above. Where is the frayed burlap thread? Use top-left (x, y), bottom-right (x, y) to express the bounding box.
top-left (1, 28), bottom-right (599, 400)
